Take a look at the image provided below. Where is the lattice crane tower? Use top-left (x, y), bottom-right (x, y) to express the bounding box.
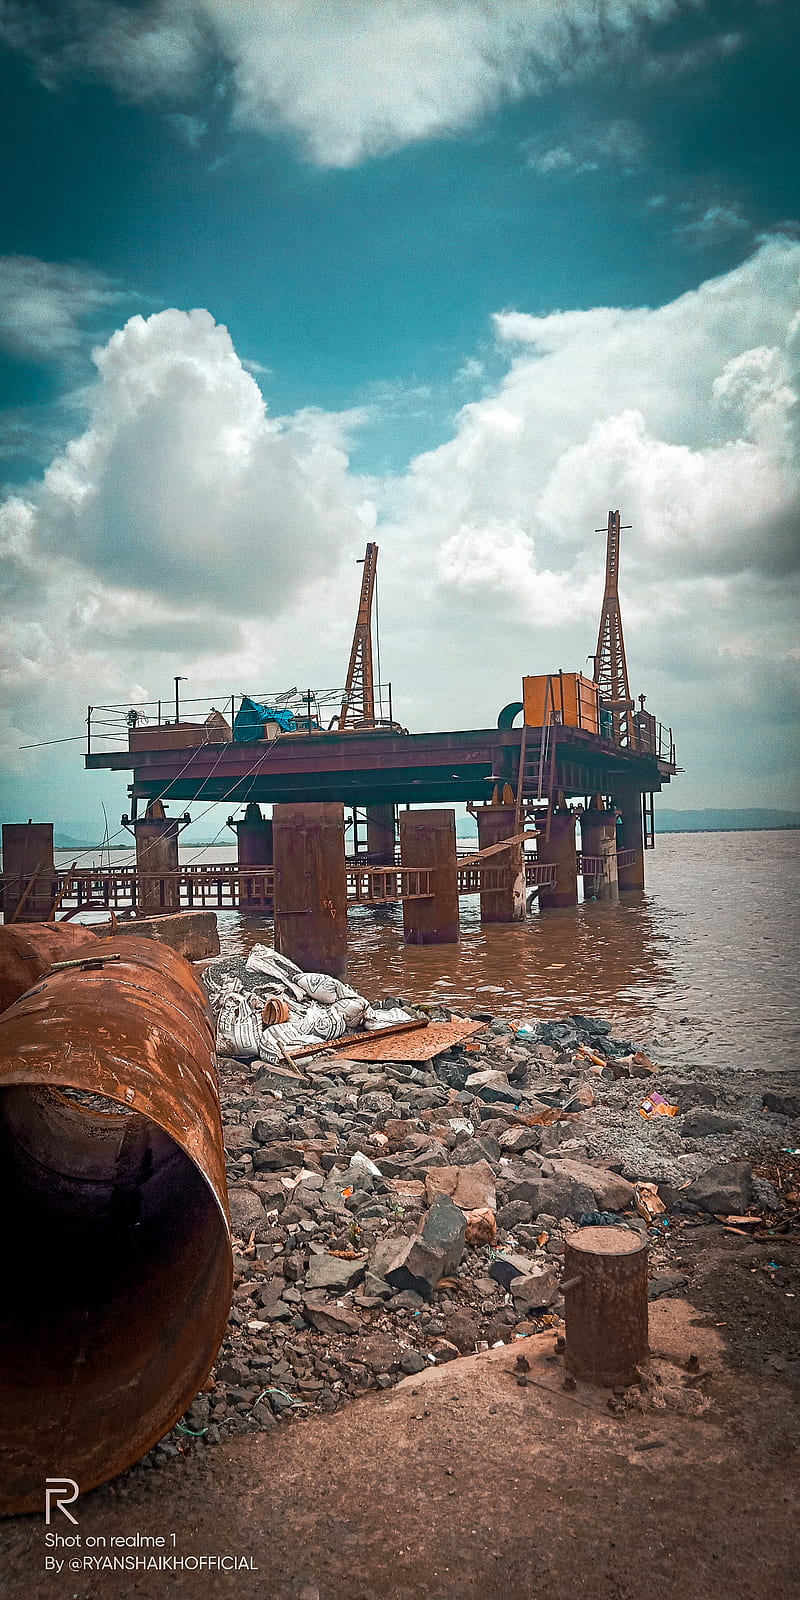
top-left (593, 510), bottom-right (635, 747)
top-left (339, 542), bottom-right (378, 728)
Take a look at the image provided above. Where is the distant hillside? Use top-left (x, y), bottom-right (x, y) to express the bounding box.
top-left (655, 809), bottom-right (800, 833)
top-left (54, 833), bottom-right (94, 849)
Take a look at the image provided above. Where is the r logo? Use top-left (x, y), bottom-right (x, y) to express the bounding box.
top-left (45, 1478), bottom-right (79, 1524)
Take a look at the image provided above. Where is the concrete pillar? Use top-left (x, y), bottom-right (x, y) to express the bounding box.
top-left (132, 803), bottom-right (186, 913)
top-left (580, 809), bottom-right (619, 902)
top-left (536, 811), bottom-right (578, 909)
top-left (613, 785), bottom-right (645, 891)
top-left (272, 802), bottom-right (347, 976)
top-left (399, 809), bottom-right (459, 945)
top-left (1, 823), bottom-right (56, 922)
top-left (366, 804), bottom-right (396, 865)
top-left (229, 802), bottom-right (273, 909)
top-left (476, 804), bottom-right (525, 923)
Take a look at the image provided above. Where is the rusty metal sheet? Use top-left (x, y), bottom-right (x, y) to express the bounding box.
top-left (340, 1016), bottom-right (486, 1061)
top-left (0, 935), bottom-right (232, 1515)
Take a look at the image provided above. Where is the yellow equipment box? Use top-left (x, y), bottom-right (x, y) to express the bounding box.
top-left (522, 672), bottom-right (600, 733)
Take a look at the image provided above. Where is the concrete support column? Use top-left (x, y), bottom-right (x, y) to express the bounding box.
top-left (1, 823), bottom-right (56, 922)
top-left (366, 804), bottom-right (396, 865)
top-left (580, 809), bottom-right (619, 902)
top-left (132, 803), bottom-right (186, 913)
top-left (613, 785), bottom-right (645, 891)
top-left (229, 802), bottom-right (273, 909)
top-left (536, 811), bottom-right (578, 909)
top-left (399, 809), bottom-right (459, 945)
top-left (272, 802), bottom-right (347, 976)
top-left (476, 804), bottom-right (525, 923)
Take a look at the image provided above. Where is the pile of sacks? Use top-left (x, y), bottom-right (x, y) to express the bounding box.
top-left (204, 945), bottom-right (412, 1066)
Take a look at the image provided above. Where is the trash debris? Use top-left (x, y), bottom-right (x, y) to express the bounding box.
top-left (639, 1092), bottom-right (679, 1119)
top-left (635, 1183), bottom-right (667, 1223)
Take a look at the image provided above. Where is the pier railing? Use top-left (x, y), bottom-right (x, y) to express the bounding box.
top-left (0, 851), bottom-right (644, 918)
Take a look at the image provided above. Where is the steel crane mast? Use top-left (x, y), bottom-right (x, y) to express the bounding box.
top-left (593, 510), bottom-right (635, 747)
top-left (339, 542), bottom-right (378, 728)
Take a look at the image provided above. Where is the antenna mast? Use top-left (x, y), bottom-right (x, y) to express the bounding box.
top-left (339, 542), bottom-right (378, 728)
top-left (593, 510), bottom-right (634, 747)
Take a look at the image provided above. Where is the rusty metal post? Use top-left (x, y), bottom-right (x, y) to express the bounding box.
top-left (0, 936), bottom-right (232, 1513)
top-left (229, 801), bottom-right (273, 909)
top-left (536, 810), bottom-right (578, 909)
top-left (476, 804), bottom-right (525, 923)
top-left (1, 823), bottom-right (57, 923)
top-left (580, 808), bottom-right (619, 901)
top-left (366, 803), bottom-right (396, 864)
top-left (132, 802), bottom-right (186, 913)
top-left (399, 809), bottom-right (459, 945)
top-left (563, 1225), bottom-right (648, 1387)
top-left (272, 802), bottom-right (347, 975)
top-left (613, 784), bottom-right (645, 891)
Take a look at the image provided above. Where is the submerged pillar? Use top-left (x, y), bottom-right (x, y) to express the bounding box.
top-left (536, 811), bottom-right (578, 909)
top-left (366, 804), bottom-right (396, 865)
top-left (1, 823), bottom-right (56, 923)
top-left (399, 809), bottom-right (459, 945)
top-left (580, 805), bottom-right (619, 902)
top-left (613, 785), bottom-right (645, 891)
top-left (131, 802), bottom-right (188, 914)
top-left (272, 802), bottom-right (347, 976)
top-left (228, 802), bottom-right (273, 909)
top-left (476, 804), bottom-right (525, 923)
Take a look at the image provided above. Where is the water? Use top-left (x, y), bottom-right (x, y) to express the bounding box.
top-left (52, 831), bottom-right (799, 1076)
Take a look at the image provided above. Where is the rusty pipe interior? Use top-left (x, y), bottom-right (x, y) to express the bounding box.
top-left (0, 937), bottom-right (232, 1515)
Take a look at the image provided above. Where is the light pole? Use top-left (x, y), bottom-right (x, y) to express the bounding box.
top-left (174, 676), bottom-right (186, 723)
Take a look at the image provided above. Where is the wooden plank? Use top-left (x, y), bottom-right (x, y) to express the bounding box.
top-left (336, 1016), bottom-right (485, 1061)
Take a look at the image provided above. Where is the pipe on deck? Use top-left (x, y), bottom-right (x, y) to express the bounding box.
top-left (0, 937), bottom-right (232, 1515)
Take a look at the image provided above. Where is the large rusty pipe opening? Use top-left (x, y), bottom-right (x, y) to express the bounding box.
top-left (0, 938), bottom-right (232, 1515)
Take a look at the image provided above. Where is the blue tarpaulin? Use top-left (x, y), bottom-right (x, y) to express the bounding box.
top-left (233, 696), bottom-right (297, 741)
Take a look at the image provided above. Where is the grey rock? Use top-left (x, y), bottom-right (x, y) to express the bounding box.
top-left (647, 1272), bottom-right (688, 1300)
top-left (253, 1142), bottom-right (304, 1172)
top-left (763, 1089), bottom-right (800, 1119)
top-left (546, 1159), bottom-right (636, 1214)
top-left (510, 1266), bottom-right (561, 1311)
top-left (683, 1160), bottom-right (753, 1215)
top-left (421, 1193), bottom-right (467, 1273)
top-left (228, 1188), bottom-right (266, 1238)
top-left (488, 1253), bottom-right (536, 1289)
top-left (450, 1135), bottom-right (501, 1167)
top-left (304, 1253), bottom-right (366, 1292)
top-left (496, 1200), bottom-right (534, 1229)
top-left (385, 1235), bottom-right (447, 1300)
top-left (399, 1348), bottom-right (428, 1375)
top-left (679, 1109), bottom-right (741, 1138)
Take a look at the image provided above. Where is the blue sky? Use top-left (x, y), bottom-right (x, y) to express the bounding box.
top-left (1, 0), bottom-right (798, 837)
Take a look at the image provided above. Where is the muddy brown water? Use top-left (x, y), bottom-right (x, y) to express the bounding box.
top-left (214, 830), bottom-right (800, 1079)
top-left (56, 829), bottom-right (799, 1078)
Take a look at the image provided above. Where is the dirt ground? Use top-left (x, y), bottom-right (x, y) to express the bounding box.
top-left (4, 1230), bottom-right (798, 1600)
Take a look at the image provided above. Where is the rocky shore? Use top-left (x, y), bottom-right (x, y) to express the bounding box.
top-left (135, 956), bottom-right (798, 1473)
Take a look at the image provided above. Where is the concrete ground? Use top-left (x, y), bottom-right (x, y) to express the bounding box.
top-left (5, 1295), bottom-right (798, 1600)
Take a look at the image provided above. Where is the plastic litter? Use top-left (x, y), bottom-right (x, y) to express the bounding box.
top-left (639, 1091), bottom-right (679, 1119)
top-left (635, 1182), bottom-right (667, 1223)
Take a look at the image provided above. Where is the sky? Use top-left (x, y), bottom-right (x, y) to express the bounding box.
top-left (0, 0), bottom-right (798, 841)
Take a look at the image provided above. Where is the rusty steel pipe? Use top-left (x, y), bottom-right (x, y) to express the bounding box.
top-left (0, 936), bottom-right (232, 1515)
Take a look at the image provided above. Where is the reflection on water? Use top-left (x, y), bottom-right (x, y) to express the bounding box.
top-left (58, 832), bottom-right (800, 1077)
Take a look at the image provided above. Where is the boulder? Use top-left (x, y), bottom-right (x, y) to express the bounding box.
top-left (384, 1235), bottom-right (448, 1301)
top-left (683, 1160), bottom-right (753, 1215)
top-left (425, 1160), bottom-right (496, 1213)
top-left (228, 1187), bottom-right (266, 1238)
top-left (762, 1090), bottom-right (800, 1120)
top-left (304, 1253), bottom-right (366, 1293)
top-left (679, 1110), bottom-right (741, 1139)
top-left (421, 1193), bottom-right (466, 1273)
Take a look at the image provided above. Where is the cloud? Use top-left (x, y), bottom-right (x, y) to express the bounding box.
top-left (0, 255), bottom-right (126, 363)
top-left (525, 119), bottom-right (645, 176)
top-left (676, 201), bottom-right (750, 246)
top-left (1, 0), bottom-right (684, 167)
top-left (12, 305), bottom-right (375, 609)
top-left (2, 239), bottom-right (800, 814)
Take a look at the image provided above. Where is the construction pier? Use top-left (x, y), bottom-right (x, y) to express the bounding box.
top-left (2, 515), bottom-right (679, 966)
